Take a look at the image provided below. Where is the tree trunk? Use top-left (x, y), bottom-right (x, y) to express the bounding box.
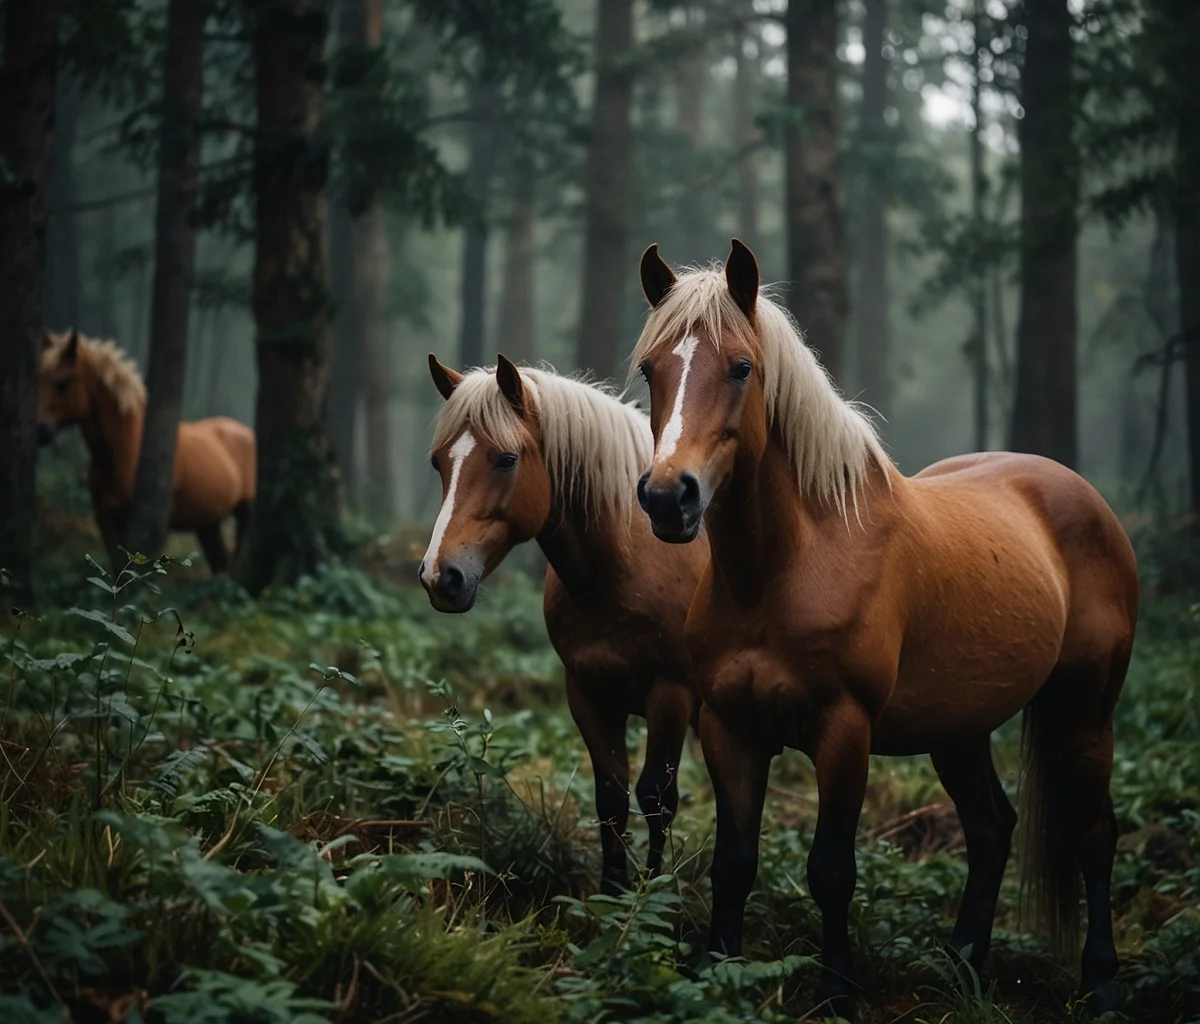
top-left (674, 12), bottom-right (706, 262)
top-left (123, 0), bottom-right (207, 561)
top-left (45, 71), bottom-right (79, 330)
top-left (0, 0), bottom-right (59, 605)
top-left (354, 186), bottom-right (391, 523)
top-left (1168, 0), bottom-right (1200, 522)
top-left (576, 0), bottom-right (634, 382)
top-left (1010, 0), bottom-right (1078, 467)
top-left (970, 0), bottom-right (988, 450)
top-left (856, 0), bottom-right (890, 422)
top-left (237, 0), bottom-right (338, 594)
top-left (732, 13), bottom-right (759, 246)
top-left (499, 159), bottom-right (536, 364)
top-left (459, 79), bottom-right (496, 371)
top-left (328, 146), bottom-right (357, 501)
top-left (785, 0), bottom-right (847, 384)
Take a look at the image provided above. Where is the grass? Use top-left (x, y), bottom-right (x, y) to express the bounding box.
top-left (1, 527), bottom-right (1198, 1024)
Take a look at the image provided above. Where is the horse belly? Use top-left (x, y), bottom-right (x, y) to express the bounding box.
top-left (873, 575), bottom-right (1067, 753)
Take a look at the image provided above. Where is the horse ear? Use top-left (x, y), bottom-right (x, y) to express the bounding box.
top-left (63, 328), bottom-right (79, 363)
top-left (640, 243), bottom-right (676, 309)
top-left (725, 239), bottom-right (759, 320)
top-left (495, 353), bottom-right (528, 415)
top-left (41, 329), bottom-right (55, 351)
top-left (428, 353), bottom-right (463, 401)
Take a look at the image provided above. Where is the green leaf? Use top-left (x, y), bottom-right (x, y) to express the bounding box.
top-left (67, 607), bottom-right (137, 645)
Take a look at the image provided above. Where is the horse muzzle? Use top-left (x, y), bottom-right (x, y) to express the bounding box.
top-left (637, 468), bottom-right (704, 544)
top-left (37, 422), bottom-right (56, 446)
top-left (418, 558), bottom-right (481, 613)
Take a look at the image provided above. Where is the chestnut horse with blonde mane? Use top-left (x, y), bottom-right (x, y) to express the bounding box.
top-left (37, 329), bottom-right (256, 573)
top-left (419, 353), bottom-right (709, 892)
top-left (632, 241), bottom-right (1138, 1016)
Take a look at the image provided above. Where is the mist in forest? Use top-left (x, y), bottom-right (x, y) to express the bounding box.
top-left (2, 0), bottom-right (1196, 597)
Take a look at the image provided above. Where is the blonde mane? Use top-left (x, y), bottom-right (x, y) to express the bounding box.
top-left (431, 365), bottom-right (653, 521)
top-left (41, 331), bottom-right (147, 416)
top-left (629, 265), bottom-right (887, 517)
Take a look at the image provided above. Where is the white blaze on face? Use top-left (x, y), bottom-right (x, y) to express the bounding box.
top-left (423, 430), bottom-right (477, 573)
top-left (655, 336), bottom-right (699, 460)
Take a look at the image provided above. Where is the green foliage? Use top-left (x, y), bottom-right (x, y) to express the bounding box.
top-left (3, 544), bottom-right (1200, 1022)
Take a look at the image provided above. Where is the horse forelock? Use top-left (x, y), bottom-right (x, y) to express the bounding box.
top-left (41, 332), bottom-right (147, 416)
top-left (430, 365), bottom-right (652, 522)
top-left (630, 264), bottom-right (888, 520)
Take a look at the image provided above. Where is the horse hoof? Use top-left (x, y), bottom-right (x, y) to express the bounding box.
top-left (1078, 978), bottom-right (1119, 1017)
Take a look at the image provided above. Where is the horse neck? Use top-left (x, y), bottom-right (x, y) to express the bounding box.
top-left (703, 428), bottom-right (819, 604)
top-left (80, 371), bottom-right (144, 500)
top-left (536, 493), bottom-right (628, 603)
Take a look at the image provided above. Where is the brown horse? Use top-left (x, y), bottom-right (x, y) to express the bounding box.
top-left (419, 354), bottom-right (710, 892)
top-left (632, 241), bottom-right (1138, 1016)
top-left (37, 329), bottom-right (256, 573)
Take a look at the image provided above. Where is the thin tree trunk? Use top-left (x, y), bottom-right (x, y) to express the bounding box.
top-left (499, 158), bottom-right (536, 364)
top-left (1010, 0), bottom-right (1078, 467)
top-left (205, 305), bottom-right (227, 414)
top-left (0, 0), bottom-right (59, 605)
top-left (674, 12), bottom-right (705, 261)
top-left (95, 201), bottom-right (117, 336)
top-left (856, 0), bottom-right (890, 422)
top-left (459, 79), bottom-right (496, 371)
top-left (785, 0), bottom-right (847, 384)
top-left (576, 0), bottom-right (635, 382)
top-left (1178, 98), bottom-right (1200, 524)
top-left (970, 0), bottom-right (988, 450)
top-left (328, 147), bottom-right (357, 500)
top-left (237, 0), bottom-right (338, 594)
top-left (732, 14), bottom-right (759, 245)
top-left (123, 0), bottom-right (207, 560)
top-left (45, 71), bottom-right (79, 330)
top-left (355, 187), bottom-right (391, 523)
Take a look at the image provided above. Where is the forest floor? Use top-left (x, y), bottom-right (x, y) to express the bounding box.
top-left (1, 520), bottom-right (1199, 1024)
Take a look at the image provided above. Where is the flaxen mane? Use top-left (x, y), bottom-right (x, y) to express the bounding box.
top-left (629, 265), bottom-right (887, 517)
top-left (42, 331), bottom-right (147, 415)
top-left (431, 365), bottom-right (653, 520)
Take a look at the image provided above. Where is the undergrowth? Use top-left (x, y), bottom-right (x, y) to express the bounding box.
top-left (1, 547), bottom-right (1198, 1023)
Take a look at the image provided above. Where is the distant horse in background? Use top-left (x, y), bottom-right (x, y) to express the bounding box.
top-left (420, 353), bottom-right (710, 893)
top-left (37, 328), bottom-right (256, 574)
top-left (633, 240), bottom-right (1138, 1016)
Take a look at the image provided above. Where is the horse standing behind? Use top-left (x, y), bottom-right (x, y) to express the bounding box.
top-left (419, 354), bottom-right (710, 892)
top-left (37, 328), bottom-right (256, 574)
top-left (633, 241), bottom-right (1138, 1016)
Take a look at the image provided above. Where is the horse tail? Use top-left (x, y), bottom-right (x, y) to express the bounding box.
top-left (1017, 688), bottom-right (1080, 961)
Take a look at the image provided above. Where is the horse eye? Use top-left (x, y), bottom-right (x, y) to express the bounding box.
top-left (55, 378), bottom-right (72, 394)
top-left (495, 453), bottom-right (518, 471)
top-left (731, 360), bottom-right (752, 382)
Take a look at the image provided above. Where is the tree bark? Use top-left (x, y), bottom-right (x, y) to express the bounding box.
top-left (0, 0), bottom-right (59, 605)
top-left (1167, 0), bottom-right (1200, 522)
top-left (123, 0), bottom-right (208, 561)
top-left (785, 0), bottom-right (847, 384)
top-left (45, 71), bottom-right (79, 330)
top-left (1010, 0), bottom-right (1078, 467)
top-left (499, 158), bottom-right (536, 364)
top-left (856, 0), bottom-right (890, 422)
top-left (328, 170), bottom-right (357, 499)
top-left (576, 0), bottom-right (634, 382)
top-left (674, 11), bottom-right (706, 262)
top-left (732, 14), bottom-right (759, 246)
top-left (970, 0), bottom-right (988, 450)
top-left (237, 0), bottom-right (338, 594)
top-left (459, 79), bottom-right (496, 371)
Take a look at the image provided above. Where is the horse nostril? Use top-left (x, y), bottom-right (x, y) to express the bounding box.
top-left (637, 470), bottom-right (651, 513)
top-left (438, 564), bottom-right (465, 600)
top-left (678, 472), bottom-right (700, 514)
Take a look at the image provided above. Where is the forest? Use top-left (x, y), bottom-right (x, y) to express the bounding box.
top-left (1, 0), bottom-right (1198, 1021)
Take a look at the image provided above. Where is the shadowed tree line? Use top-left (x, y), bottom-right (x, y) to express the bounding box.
top-left (2, 0), bottom-right (1199, 603)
